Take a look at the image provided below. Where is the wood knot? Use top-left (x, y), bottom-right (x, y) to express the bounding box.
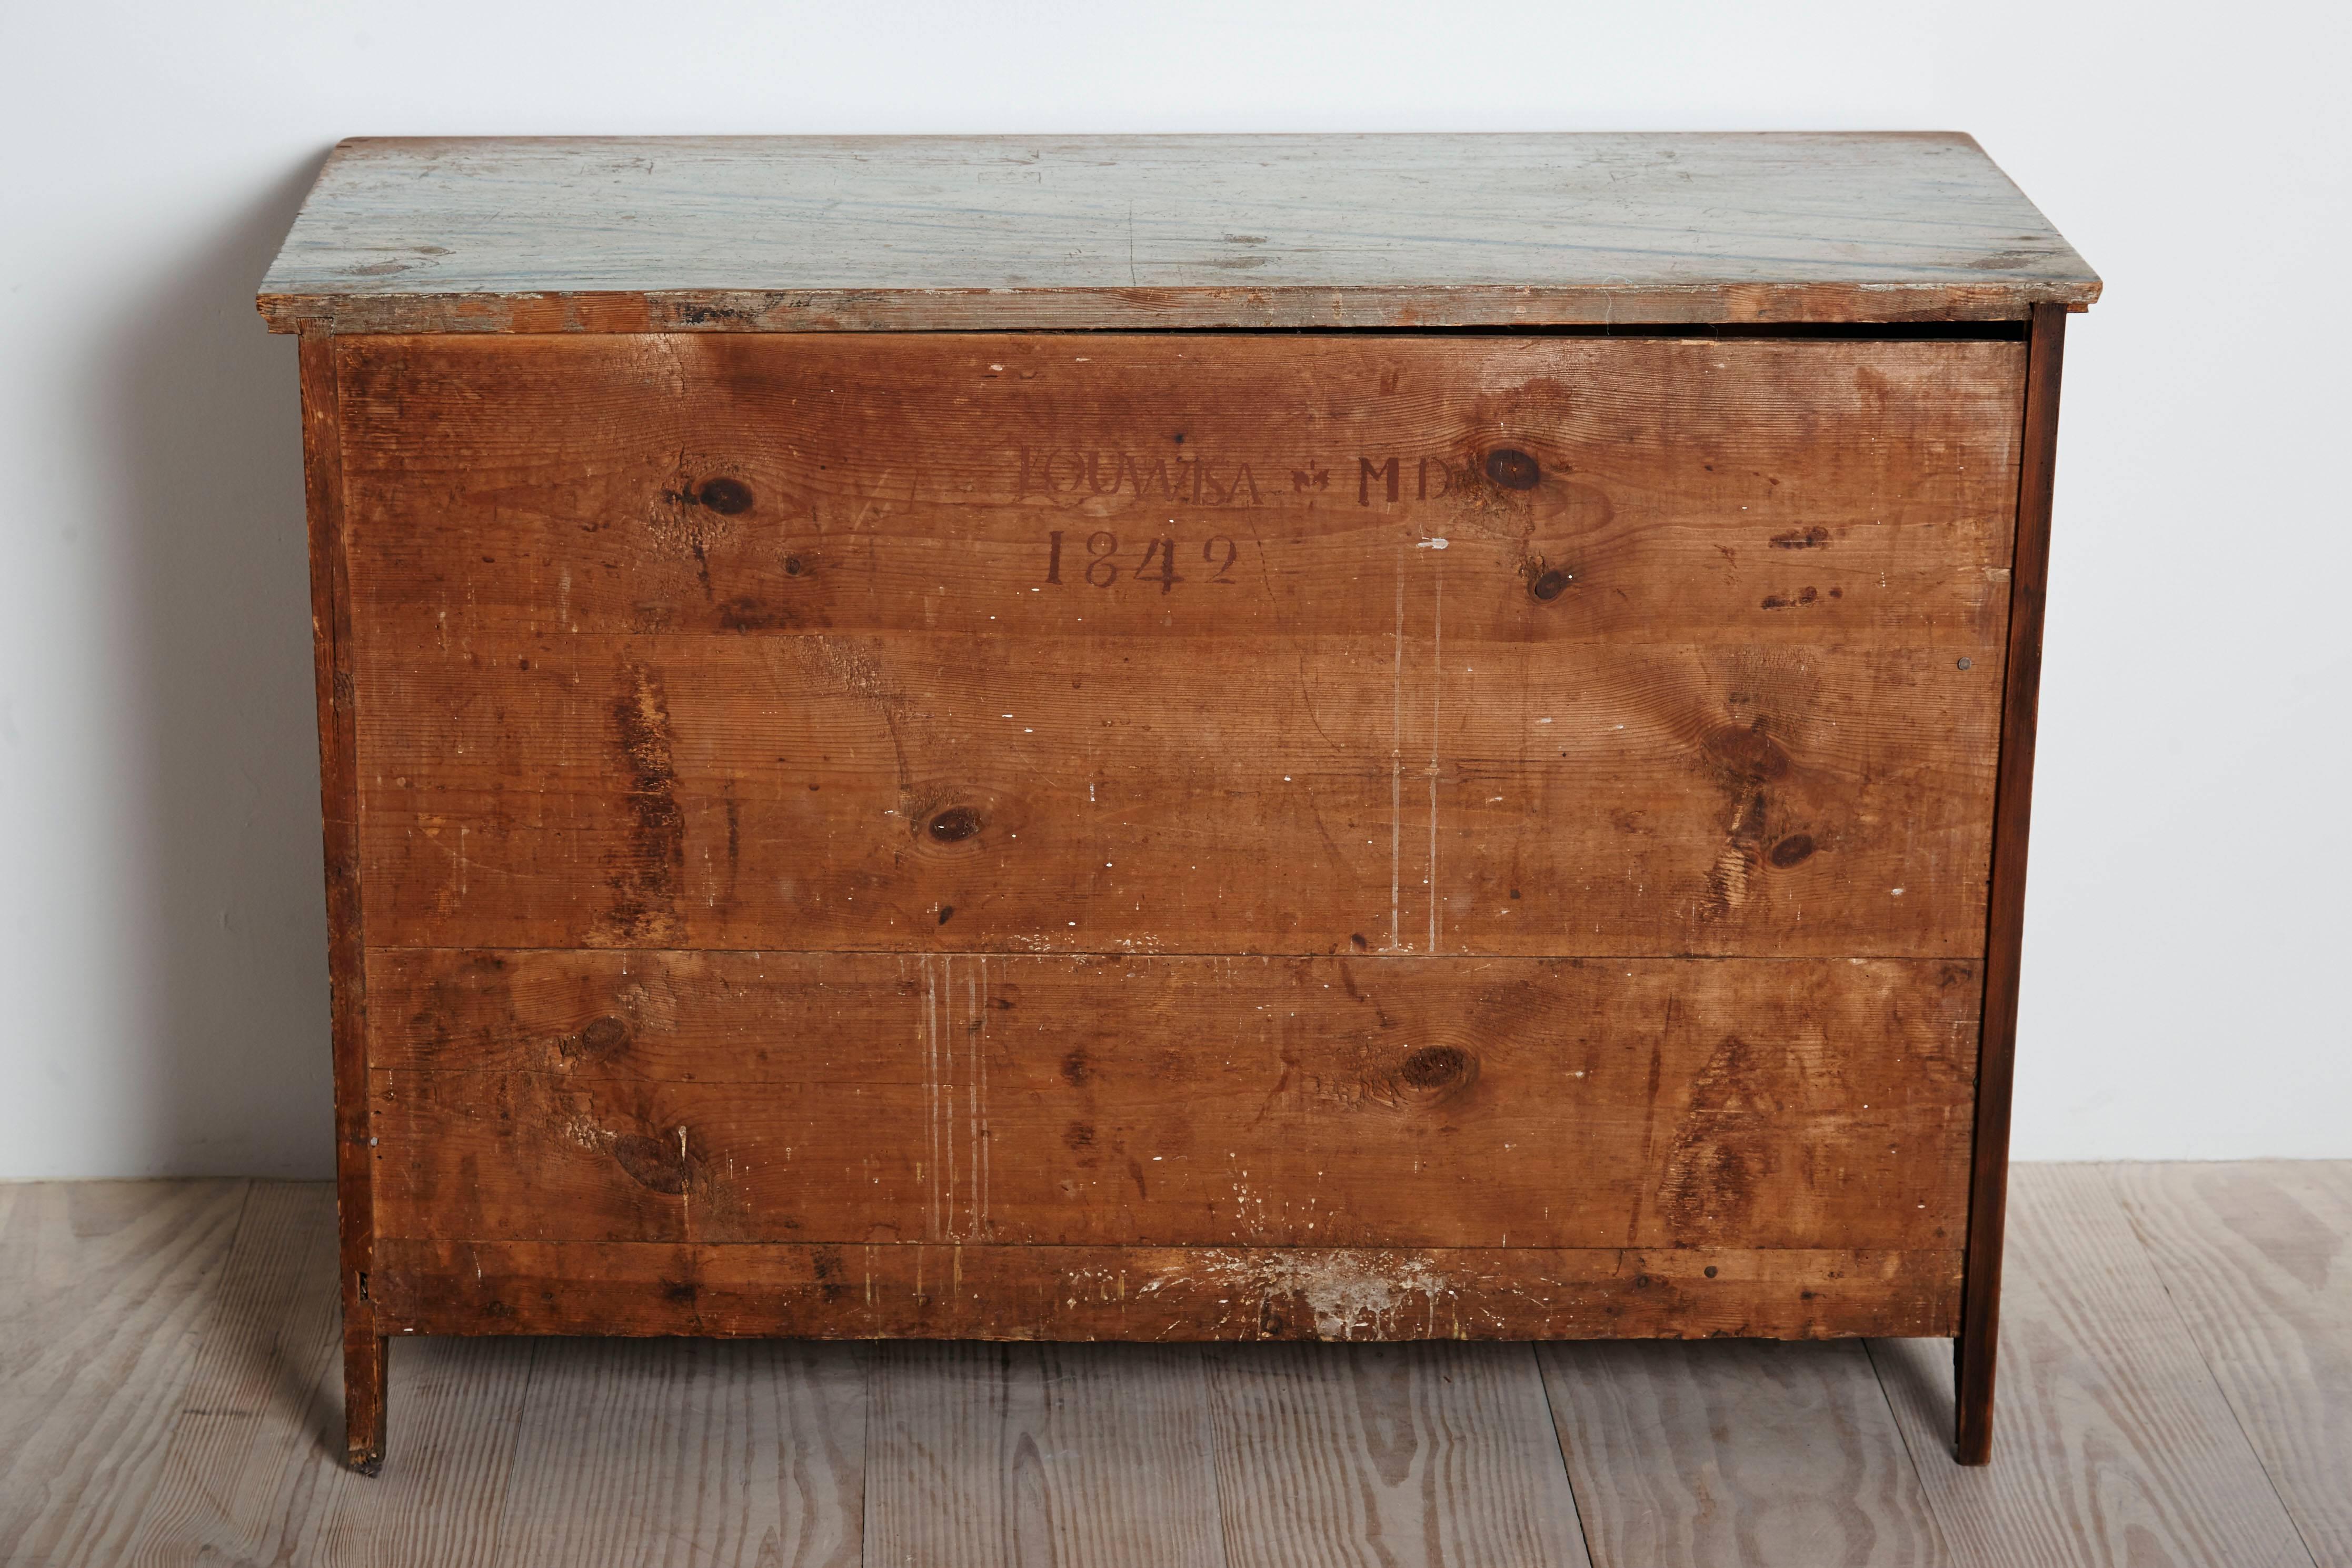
top-left (696, 477), bottom-right (754, 514)
top-left (1530, 568), bottom-right (1572, 602)
top-left (1700, 720), bottom-right (1791, 785)
top-left (1767, 833), bottom-right (1817, 868)
top-left (610, 1132), bottom-right (690, 1194)
top-left (928, 806), bottom-right (982, 843)
top-left (1484, 448), bottom-right (1541, 490)
top-left (1393, 1043), bottom-right (1479, 1105)
top-left (560, 1015), bottom-right (631, 1064)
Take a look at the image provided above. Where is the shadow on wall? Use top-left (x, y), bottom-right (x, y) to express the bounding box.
top-left (108, 151), bottom-right (338, 1177)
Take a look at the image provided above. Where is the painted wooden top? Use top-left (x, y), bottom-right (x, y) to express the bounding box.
top-left (258, 133), bottom-right (2098, 334)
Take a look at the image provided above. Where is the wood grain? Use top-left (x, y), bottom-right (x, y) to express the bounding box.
top-left (487, 1338), bottom-right (866, 1568)
top-left (0, 1181), bottom-right (248, 1567)
top-left (256, 134), bottom-right (2100, 333)
top-left (366, 1239), bottom-right (1961, 1342)
top-left (1956, 299), bottom-right (2064, 1465)
top-left (120, 1182), bottom-right (347, 1568)
top-left (1205, 1341), bottom-right (1591, 1567)
top-left (300, 325), bottom-right (385, 1471)
top-left (354, 638), bottom-right (1999, 958)
top-left (866, 1342), bottom-right (1222, 1568)
top-left (2110, 1162), bottom-right (2352, 1565)
top-left (333, 333), bottom-right (2025, 648)
top-left (365, 951), bottom-right (1979, 1253)
top-left (1539, 1338), bottom-right (1948, 1567)
top-left (14, 1167), bottom-right (2336, 1564)
top-left (334, 333), bottom-right (2018, 962)
top-left (1872, 1164), bottom-right (2316, 1567)
top-left (102, 1185), bottom-right (542, 1562)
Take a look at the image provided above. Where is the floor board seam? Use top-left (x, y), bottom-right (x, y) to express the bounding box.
top-left (1528, 1345), bottom-right (1598, 1567)
top-left (2104, 1166), bottom-right (2326, 1568)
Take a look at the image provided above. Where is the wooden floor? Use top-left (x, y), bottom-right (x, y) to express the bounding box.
top-left (1, 1165), bottom-right (2344, 1567)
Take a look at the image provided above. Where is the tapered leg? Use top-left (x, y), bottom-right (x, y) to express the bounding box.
top-left (1955, 302), bottom-right (2067, 1467)
top-left (345, 1322), bottom-right (388, 1474)
top-left (1954, 1314), bottom-right (1998, 1464)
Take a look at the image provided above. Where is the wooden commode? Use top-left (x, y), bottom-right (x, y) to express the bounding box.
top-left (259, 133), bottom-right (2098, 1472)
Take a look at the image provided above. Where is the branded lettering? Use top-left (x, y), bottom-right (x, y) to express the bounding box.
top-left (1014, 446), bottom-right (1264, 507)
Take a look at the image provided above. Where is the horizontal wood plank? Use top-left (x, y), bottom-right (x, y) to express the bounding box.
top-left (340, 334), bottom-right (2014, 957)
top-left (257, 134), bottom-right (2100, 332)
top-left (367, 950), bottom-right (1979, 1252)
top-left (367, 1239), bottom-right (1963, 1342)
top-left (335, 334), bottom-right (2025, 648)
top-left (353, 636), bottom-right (2000, 957)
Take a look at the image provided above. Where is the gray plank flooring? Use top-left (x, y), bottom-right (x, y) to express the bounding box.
top-left (2, 1164), bottom-right (2344, 1568)
top-left (1871, 1164), bottom-right (2317, 1568)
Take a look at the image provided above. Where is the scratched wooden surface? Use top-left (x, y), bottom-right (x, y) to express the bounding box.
top-left (2, 1166), bottom-right (2331, 1567)
top-left (367, 952), bottom-right (1978, 1255)
top-left (338, 333), bottom-right (2019, 961)
top-left (255, 134), bottom-right (2100, 332)
top-left (325, 328), bottom-right (2012, 1349)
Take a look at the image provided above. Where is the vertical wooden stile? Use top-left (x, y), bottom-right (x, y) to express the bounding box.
top-left (1955, 301), bottom-right (2068, 1464)
top-left (298, 327), bottom-right (385, 1472)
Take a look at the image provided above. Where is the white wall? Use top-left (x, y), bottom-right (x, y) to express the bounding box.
top-left (2, 0), bottom-right (2345, 1177)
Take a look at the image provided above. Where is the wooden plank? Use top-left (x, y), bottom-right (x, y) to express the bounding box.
top-left (334, 333), bottom-right (2026, 650)
top-left (1204, 1341), bottom-right (1590, 1567)
top-left (300, 324), bottom-right (386, 1472)
top-left (865, 1342), bottom-right (1222, 1568)
top-left (116, 1182), bottom-right (346, 1568)
top-left (0, 1180), bottom-right (248, 1568)
top-left (107, 1182), bottom-right (542, 1564)
top-left (485, 1338), bottom-right (866, 1568)
top-left (368, 1239), bottom-right (1961, 1342)
top-left (1872, 1164), bottom-right (2315, 1567)
top-left (1538, 1339), bottom-right (1948, 1567)
top-left (306, 1336), bottom-right (541, 1563)
top-left (255, 134), bottom-right (2100, 333)
top-left (1955, 298), bottom-right (2064, 1465)
top-left (354, 637), bottom-right (1999, 957)
top-left (2110, 1162), bottom-right (2352, 1565)
top-left (366, 952), bottom-right (1979, 1253)
top-left (336, 333), bottom-right (2017, 958)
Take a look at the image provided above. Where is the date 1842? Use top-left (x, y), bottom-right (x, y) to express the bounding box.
top-left (1044, 531), bottom-right (1238, 593)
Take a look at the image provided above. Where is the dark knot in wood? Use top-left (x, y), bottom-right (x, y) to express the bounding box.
top-left (1394, 1043), bottom-right (1479, 1105)
top-left (610, 1132), bottom-right (690, 1194)
top-left (560, 1014), bottom-right (631, 1064)
top-left (928, 806), bottom-right (982, 843)
top-left (1484, 448), bottom-right (1541, 490)
top-left (695, 477), bottom-right (754, 514)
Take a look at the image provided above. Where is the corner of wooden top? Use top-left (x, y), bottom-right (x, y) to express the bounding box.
top-left (257, 295), bottom-right (312, 334)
